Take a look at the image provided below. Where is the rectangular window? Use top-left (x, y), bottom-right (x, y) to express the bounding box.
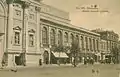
top-left (29, 34), bottom-right (34, 46)
top-left (14, 32), bottom-right (20, 45)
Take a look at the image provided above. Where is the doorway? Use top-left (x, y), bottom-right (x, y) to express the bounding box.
top-left (43, 51), bottom-right (49, 64)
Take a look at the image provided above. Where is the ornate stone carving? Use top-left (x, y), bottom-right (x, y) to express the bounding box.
top-left (28, 29), bottom-right (35, 33)
top-left (13, 26), bottom-right (21, 30)
top-left (35, 6), bottom-right (41, 12)
top-left (22, 1), bottom-right (30, 9)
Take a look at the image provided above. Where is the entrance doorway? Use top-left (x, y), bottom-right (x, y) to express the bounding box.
top-left (15, 56), bottom-right (21, 65)
top-left (43, 51), bottom-right (49, 64)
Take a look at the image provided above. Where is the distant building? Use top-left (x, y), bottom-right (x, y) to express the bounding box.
top-left (92, 29), bottom-right (119, 53)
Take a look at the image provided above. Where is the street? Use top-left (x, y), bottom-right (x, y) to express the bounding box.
top-left (0, 64), bottom-right (120, 77)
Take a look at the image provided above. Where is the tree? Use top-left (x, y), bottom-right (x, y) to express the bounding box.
top-left (53, 45), bottom-right (65, 65)
top-left (70, 41), bottom-right (80, 67)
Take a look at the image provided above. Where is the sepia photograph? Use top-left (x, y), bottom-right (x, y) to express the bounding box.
top-left (0, 0), bottom-right (120, 77)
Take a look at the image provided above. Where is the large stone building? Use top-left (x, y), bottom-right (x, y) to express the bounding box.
top-left (92, 29), bottom-right (119, 52)
top-left (0, 0), bottom-right (119, 67)
top-left (92, 29), bottom-right (119, 61)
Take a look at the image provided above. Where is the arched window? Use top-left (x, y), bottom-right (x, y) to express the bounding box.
top-left (50, 29), bottom-right (55, 46)
top-left (28, 29), bottom-right (35, 47)
top-left (13, 26), bottom-right (21, 45)
top-left (70, 33), bottom-right (74, 44)
top-left (42, 27), bottom-right (48, 45)
top-left (96, 40), bottom-right (99, 50)
top-left (76, 35), bottom-right (79, 45)
top-left (58, 30), bottom-right (62, 45)
top-left (81, 36), bottom-right (84, 49)
top-left (64, 32), bottom-right (68, 44)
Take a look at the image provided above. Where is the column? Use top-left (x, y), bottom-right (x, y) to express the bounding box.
top-left (48, 26), bottom-right (51, 47)
top-left (68, 32), bottom-right (70, 46)
top-left (79, 35), bottom-right (81, 49)
top-left (48, 26), bottom-right (51, 64)
top-left (25, 7), bottom-right (29, 54)
top-left (36, 7), bottom-right (40, 53)
top-left (21, 1), bottom-right (30, 66)
top-left (55, 28), bottom-right (58, 46)
top-left (7, 2), bottom-right (13, 50)
top-left (95, 39), bottom-right (97, 51)
top-left (83, 36), bottom-right (86, 53)
top-left (87, 37), bottom-right (90, 51)
top-left (62, 30), bottom-right (64, 46)
top-left (91, 38), bottom-right (94, 52)
top-left (7, 2), bottom-right (14, 67)
top-left (40, 24), bottom-right (43, 47)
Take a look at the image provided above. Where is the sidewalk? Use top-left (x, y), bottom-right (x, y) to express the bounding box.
top-left (0, 63), bottom-right (100, 71)
top-left (0, 64), bottom-right (73, 71)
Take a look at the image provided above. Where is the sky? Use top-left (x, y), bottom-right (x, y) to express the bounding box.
top-left (42, 0), bottom-right (120, 34)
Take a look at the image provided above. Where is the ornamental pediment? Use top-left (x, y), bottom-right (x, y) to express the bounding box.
top-left (13, 26), bottom-right (21, 31)
top-left (28, 29), bottom-right (35, 33)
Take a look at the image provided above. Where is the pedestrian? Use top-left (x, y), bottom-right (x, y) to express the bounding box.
top-left (84, 58), bottom-right (87, 65)
top-left (1, 59), bottom-right (5, 69)
top-left (39, 59), bottom-right (42, 66)
top-left (10, 56), bottom-right (17, 72)
top-left (91, 57), bottom-right (94, 65)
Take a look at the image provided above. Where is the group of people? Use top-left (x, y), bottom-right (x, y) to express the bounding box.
top-left (84, 57), bottom-right (94, 65)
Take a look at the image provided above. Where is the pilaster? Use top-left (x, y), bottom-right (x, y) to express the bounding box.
top-left (48, 26), bottom-right (51, 47)
top-left (36, 6), bottom-right (40, 53)
top-left (78, 35), bottom-right (81, 48)
top-left (55, 28), bottom-right (58, 46)
top-left (83, 36), bottom-right (86, 53)
top-left (40, 24), bottom-right (43, 47)
top-left (62, 30), bottom-right (64, 46)
top-left (24, 8), bottom-right (29, 53)
top-left (7, 3), bottom-right (13, 50)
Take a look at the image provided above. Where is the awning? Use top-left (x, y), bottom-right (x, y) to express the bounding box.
top-left (51, 51), bottom-right (68, 58)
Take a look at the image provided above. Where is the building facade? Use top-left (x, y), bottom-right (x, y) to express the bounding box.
top-left (92, 29), bottom-right (119, 62)
top-left (0, 0), bottom-right (119, 67)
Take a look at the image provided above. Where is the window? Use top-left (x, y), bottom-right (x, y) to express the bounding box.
top-left (50, 29), bottom-right (55, 46)
top-left (81, 36), bottom-right (84, 49)
top-left (76, 35), bottom-right (79, 45)
top-left (70, 34), bottom-right (74, 44)
top-left (58, 31), bottom-right (62, 45)
top-left (13, 26), bottom-right (21, 45)
top-left (14, 32), bottom-right (20, 45)
top-left (96, 40), bottom-right (99, 50)
top-left (42, 27), bottom-right (48, 45)
top-left (15, 10), bottom-right (21, 16)
top-left (28, 29), bottom-right (35, 47)
top-left (29, 34), bottom-right (34, 46)
top-left (64, 32), bottom-right (68, 44)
